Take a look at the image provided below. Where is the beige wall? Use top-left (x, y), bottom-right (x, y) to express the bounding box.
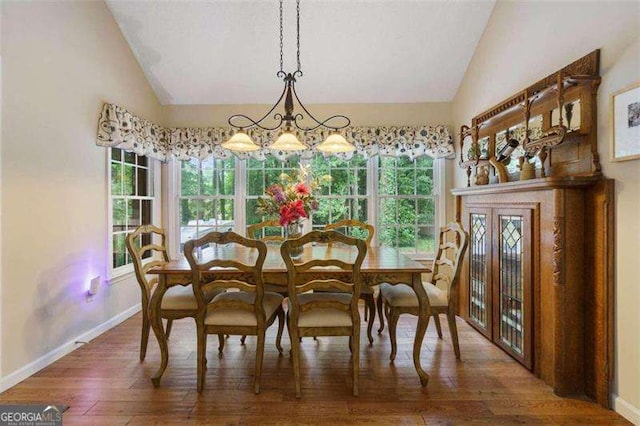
top-left (163, 102), bottom-right (451, 128)
top-left (1, 1), bottom-right (162, 377)
top-left (451, 0), bottom-right (640, 417)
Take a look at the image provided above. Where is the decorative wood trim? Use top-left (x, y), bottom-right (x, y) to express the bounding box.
top-left (552, 218), bottom-right (565, 287)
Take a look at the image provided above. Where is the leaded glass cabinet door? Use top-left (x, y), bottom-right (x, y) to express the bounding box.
top-left (492, 208), bottom-right (532, 369)
top-left (467, 208), bottom-right (492, 338)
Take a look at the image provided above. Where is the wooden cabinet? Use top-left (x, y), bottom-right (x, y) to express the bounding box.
top-left (453, 178), bottom-right (613, 408)
top-left (466, 206), bottom-right (533, 369)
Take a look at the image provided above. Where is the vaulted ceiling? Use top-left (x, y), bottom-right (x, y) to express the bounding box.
top-left (107, 1), bottom-right (495, 105)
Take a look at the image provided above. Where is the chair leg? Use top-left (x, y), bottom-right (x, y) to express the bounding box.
top-left (218, 334), bottom-right (225, 353)
top-left (196, 324), bottom-right (207, 393)
top-left (388, 309), bottom-right (400, 362)
top-left (376, 296), bottom-right (385, 334)
top-left (366, 296), bottom-right (375, 345)
top-left (363, 301), bottom-right (368, 321)
top-left (276, 309), bottom-right (285, 354)
top-left (241, 335), bottom-right (247, 345)
top-left (433, 313), bottom-right (443, 339)
top-left (254, 331), bottom-right (266, 394)
top-left (164, 319), bottom-right (173, 339)
top-left (140, 311), bottom-right (151, 362)
top-left (352, 324), bottom-right (360, 396)
top-left (447, 311), bottom-right (461, 360)
top-left (348, 336), bottom-right (353, 354)
top-left (287, 314), bottom-right (302, 398)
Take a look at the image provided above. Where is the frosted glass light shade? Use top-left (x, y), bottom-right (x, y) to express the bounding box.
top-left (316, 133), bottom-right (355, 153)
top-left (270, 131), bottom-right (307, 151)
top-left (221, 131), bottom-right (260, 152)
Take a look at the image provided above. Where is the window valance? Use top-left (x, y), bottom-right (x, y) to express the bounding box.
top-left (96, 103), bottom-right (454, 161)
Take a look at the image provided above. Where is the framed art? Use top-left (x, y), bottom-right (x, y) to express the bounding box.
top-left (611, 82), bottom-right (640, 162)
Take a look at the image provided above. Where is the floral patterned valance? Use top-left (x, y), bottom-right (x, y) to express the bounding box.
top-left (96, 103), bottom-right (454, 162)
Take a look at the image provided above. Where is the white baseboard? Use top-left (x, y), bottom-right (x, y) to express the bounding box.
top-left (0, 303), bottom-right (141, 393)
top-left (613, 394), bottom-right (640, 425)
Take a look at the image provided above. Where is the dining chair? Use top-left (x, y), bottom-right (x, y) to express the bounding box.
top-left (377, 221), bottom-right (468, 360)
top-left (323, 219), bottom-right (377, 344)
top-left (282, 230), bottom-right (367, 397)
top-left (184, 231), bottom-right (285, 394)
top-left (126, 225), bottom-right (222, 362)
top-left (247, 219), bottom-right (285, 243)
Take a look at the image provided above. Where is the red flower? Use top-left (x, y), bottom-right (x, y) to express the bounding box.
top-left (295, 182), bottom-right (310, 196)
top-left (279, 200), bottom-right (307, 226)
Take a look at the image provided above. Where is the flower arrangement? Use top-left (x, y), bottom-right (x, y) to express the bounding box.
top-left (256, 164), bottom-right (331, 226)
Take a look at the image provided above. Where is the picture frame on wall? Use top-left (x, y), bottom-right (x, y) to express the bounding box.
top-left (611, 82), bottom-right (640, 162)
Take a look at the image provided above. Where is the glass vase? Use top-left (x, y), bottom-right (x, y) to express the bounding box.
top-left (285, 221), bottom-right (304, 261)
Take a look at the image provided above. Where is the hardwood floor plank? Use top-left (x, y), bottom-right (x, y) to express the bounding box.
top-left (0, 310), bottom-right (627, 424)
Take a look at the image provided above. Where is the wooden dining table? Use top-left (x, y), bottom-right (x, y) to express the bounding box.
top-left (147, 244), bottom-right (433, 387)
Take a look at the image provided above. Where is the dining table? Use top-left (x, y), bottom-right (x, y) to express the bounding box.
top-left (146, 244), bottom-right (433, 387)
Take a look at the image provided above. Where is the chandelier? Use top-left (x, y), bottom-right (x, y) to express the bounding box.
top-left (222, 0), bottom-right (353, 153)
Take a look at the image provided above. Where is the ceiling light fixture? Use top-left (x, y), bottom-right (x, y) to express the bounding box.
top-left (225, 0), bottom-right (352, 152)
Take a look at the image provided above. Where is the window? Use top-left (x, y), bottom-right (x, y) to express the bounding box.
top-left (178, 157), bottom-right (235, 250)
top-left (377, 156), bottom-right (436, 255)
top-left (310, 154), bottom-right (368, 231)
top-left (109, 147), bottom-right (156, 275)
top-left (170, 153), bottom-right (439, 258)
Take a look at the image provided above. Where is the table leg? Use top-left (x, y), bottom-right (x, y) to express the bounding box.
top-left (411, 272), bottom-right (431, 386)
top-left (149, 275), bottom-right (169, 387)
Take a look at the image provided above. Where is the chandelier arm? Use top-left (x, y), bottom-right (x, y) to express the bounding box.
top-left (290, 83), bottom-right (351, 130)
top-left (228, 82), bottom-right (288, 130)
top-left (228, 114), bottom-right (284, 132)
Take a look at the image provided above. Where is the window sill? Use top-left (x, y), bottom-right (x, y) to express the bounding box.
top-left (108, 269), bottom-right (136, 285)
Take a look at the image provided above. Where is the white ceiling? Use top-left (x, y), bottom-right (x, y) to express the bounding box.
top-left (107, 1), bottom-right (495, 105)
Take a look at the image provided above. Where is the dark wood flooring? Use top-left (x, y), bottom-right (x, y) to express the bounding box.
top-left (0, 306), bottom-right (629, 425)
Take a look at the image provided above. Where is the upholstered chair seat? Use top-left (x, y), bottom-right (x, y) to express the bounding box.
top-left (160, 285), bottom-right (221, 311)
top-left (297, 293), bottom-right (353, 328)
top-left (379, 282), bottom-right (448, 308)
top-left (204, 292), bottom-right (284, 326)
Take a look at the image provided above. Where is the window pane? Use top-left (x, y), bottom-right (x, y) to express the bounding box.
top-left (380, 199), bottom-right (396, 225)
top-left (111, 163), bottom-right (123, 196)
top-left (247, 170), bottom-right (264, 196)
top-left (416, 168), bottom-right (433, 195)
top-left (396, 168), bottom-right (415, 195)
top-left (397, 199), bottom-right (416, 225)
top-left (180, 199), bottom-right (199, 227)
top-left (113, 234), bottom-right (127, 269)
top-left (330, 170), bottom-right (348, 195)
top-left (379, 227), bottom-right (397, 247)
top-left (124, 164), bottom-right (136, 196)
top-left (417, 198), bottom-right (435, 225)
top-left (200, 159), bottom-right (215, 196)
top-left (111, 147), bottom-right (122, 161)
top-left (124, 151), bottom-right (136, 164)
top-left (137, 155), bottom-right (148, 167)
top-left (357, 169), bottom-right (367, 195)
top-left (137, 167), bottom-right (148, 196)
top-left (112, 199), bottom-right (126, 233)
top-left (141, 200), bottom-right (152, 226)
top-left (418, 226), bottom-right (436, 254)
top-left (398, 226), bottom-right (416, 253)
top-left (246, 199), bottom-right (261, 226)
top-left (181, 160), bottom-right (199, 196)
top-left (219, 167), bottom-right (235, 195)
top-left (127, 199), bottom-right (141, 230)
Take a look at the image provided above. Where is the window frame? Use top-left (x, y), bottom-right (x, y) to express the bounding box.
top-left (166, 155), bottom-right (443, 261)
top-left (107, 147), bottom-right (161, 281)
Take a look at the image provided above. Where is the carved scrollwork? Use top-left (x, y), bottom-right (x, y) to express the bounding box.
top-left (553, 218), bottom-right (565, 287)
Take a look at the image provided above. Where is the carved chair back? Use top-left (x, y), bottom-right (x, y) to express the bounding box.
top-left (281, 230), bottom-right (367, 328)
top-left (247, 219), bottom-right (285, 243)
top-left (126, 225), bottom-right (170, 308)
top-left (432, 222), bottom-right (469, 307)
top-left (184, 232), bottom-right (268, 326)
top-left (323, 219), bottom-right (374, 248)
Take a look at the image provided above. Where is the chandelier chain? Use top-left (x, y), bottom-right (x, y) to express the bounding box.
top-left (279, 0), bottom-right (284, 73)
top-left (296, 0), bottom-right (301, 73)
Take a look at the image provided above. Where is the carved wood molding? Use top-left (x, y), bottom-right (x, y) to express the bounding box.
top-left (552, 218), bottom-right (565, 287)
